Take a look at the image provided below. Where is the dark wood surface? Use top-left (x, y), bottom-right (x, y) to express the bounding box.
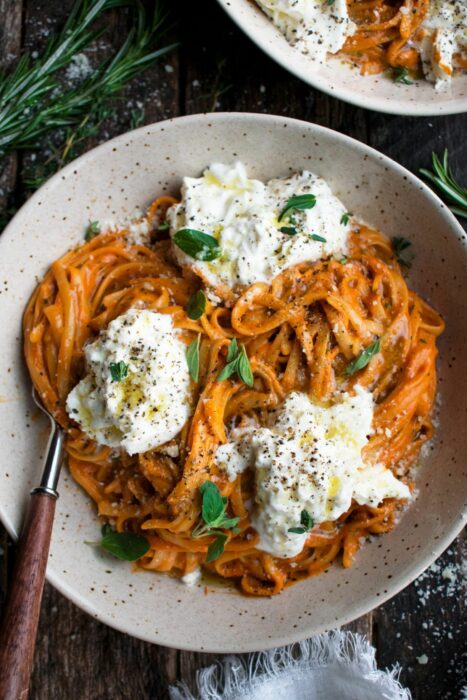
top-left (0, 1), bottom-right (465, 698)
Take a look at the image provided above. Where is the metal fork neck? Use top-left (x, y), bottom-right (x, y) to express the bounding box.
top-left (30, 421), bottom-right (64, 499)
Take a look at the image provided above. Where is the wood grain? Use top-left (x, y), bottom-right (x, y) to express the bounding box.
top-left (0, 0), bottom-right (23, 222)
top-left (0, 1), bottom-right (465, 699)
top-left (0, 1), bottom-right (23, 683)
top-left (0, 494), bottom-right (56, 700)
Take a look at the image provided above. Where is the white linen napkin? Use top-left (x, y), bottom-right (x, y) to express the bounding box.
top-left (170, 630), bottom-right (411, 700)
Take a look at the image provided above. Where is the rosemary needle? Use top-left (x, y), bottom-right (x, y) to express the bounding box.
top-left (420, 150), bottom-right (467, 220)
top-left (0, 0), bottom-right (177, 156)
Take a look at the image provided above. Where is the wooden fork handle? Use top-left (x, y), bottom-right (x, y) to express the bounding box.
top-left (0, 492), bottom-right (56, 700)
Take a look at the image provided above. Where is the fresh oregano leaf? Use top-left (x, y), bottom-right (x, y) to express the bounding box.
top-left (345, 338), bottom-right (381, 376)
top-left (99, 524), bottom-right (150, 561)
top-left (237, 345), bottom-right (254, 387)
top-left (109, 360), bottom-right (128, 382)
top-left (186, 334), bottom-right (201, 382)
top-left (173, 228), bottom-right (221, 261)
top-left (217, 338), bottom-right (253, 387)
top-left (288, 509), bottom-right (314, 534)
top-left (85, 220), bottom-right (101, 241)
top-left (199, 481), bottom-right (225, 524)
top-left (226, 337), bottom-right (239, 363)
top-left (192, 481), bottom-right (240, 546)
top-left (340, 212), bottom-right (352, 225)
top-left (217, 359), bottom-right (239, 382)
top-left (206, 533), bottom-right (228, 563)
top-left (187, 289), bottom-right (206, 320)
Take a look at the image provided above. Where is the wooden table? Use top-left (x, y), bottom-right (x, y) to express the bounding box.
top-left (0, 1), bottom-right (465, 698)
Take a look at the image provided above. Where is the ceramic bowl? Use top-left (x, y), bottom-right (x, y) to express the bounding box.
top-left (217, 0), bottom-right (467, 116)
top-left (0, 113), bottom-right (466, 652)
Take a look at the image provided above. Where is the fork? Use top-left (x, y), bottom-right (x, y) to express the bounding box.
top-left (0, 387), bottom-right (65, 700)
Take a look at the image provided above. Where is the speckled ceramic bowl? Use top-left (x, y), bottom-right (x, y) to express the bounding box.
top-left (217, 0), bottom-right (467, 116)
top-left (0, 113), bottom-right (466, 652)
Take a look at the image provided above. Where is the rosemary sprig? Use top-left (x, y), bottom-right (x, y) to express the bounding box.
top-left (0, 0), bottom-right (176, 157)
top-left (23, 106), bottom-right (112, 189)
top-left (420, 150), bottom-right (467, 220)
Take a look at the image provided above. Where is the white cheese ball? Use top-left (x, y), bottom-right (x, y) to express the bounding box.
top-left (66, 309), bottom-right (191, 455)
top-left (255, 0), bottom-right (356, 62)
top-left (216, 388), bottom-right (410, 558)
top-left (167, 162), bottom-right (349, 296)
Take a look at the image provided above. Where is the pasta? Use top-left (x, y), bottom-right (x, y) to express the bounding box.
top-left (24, 195), bottom-right (444, 596)
top-left (255, 0), bottom-right (467, 84)
top-left (342, 0), bottom-right (431, 76)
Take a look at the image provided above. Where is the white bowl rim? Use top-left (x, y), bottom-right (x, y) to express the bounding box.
top-left (1, 112), bottom-right (466, 651)
top-left (216, 0), bottom-right (467, 117)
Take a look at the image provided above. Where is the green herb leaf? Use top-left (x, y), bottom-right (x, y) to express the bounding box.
top-left (237, 345), bottom-right (254, 387)
top-left (339, 255), bottom-right (348, 265)
top-left (221, 518), bottom-right (241, 531)
top-left (392, 237), bottom-right (412, 267)
top-left (217, 338), bottom-right (254, 387)
top-left (226, 337), bottom-right (239, 363)
top-left (278, 194), bottom-right (317, 222)
top-left (109, 360), bottom-right (128, 382)
top-left (327, 0), bottom-right (335, 5)
top-left (345, 339), bottom-right (381, 376)
top-left (186, 334), bottom-right (201, 382)
top-left (310, 233), bottom-right (327, 243)
top-left (199, 481), bottom-right (225, 524)
top-left (85, 220), bottom-right (100, 241)
top-left (300, 510), bottom-right (314, 530)
top-left (99, 524), bottom-right (150, 561)
top-left (392, 237), bottom-right (411, 255)
top-left (393, 67), bottom-right (413, 85)
top-left (0, 2), bottom-right (177, 158)
top-left (280, 226), bottom-right (298, 235)
top-left (192, 481), bottom-right (240, 550)
top-left (187, 290), bottom-right (206, 320)
top-left (158, 220), bottom-right (170, 231)
top-left (173, 228), bottom-right (221, 261)
top-left (420, 150), bottom-right (467, 219)
top-left (340, 212), bottom-right (352, 226)
top-left (217, 359), bottom-right (239, 382)
top-left (288, 509), bottom-right (314, 534)
top-left (206, 534), bottom-right (228, 562)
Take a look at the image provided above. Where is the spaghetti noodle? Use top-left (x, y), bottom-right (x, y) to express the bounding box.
top-left (256, 0), bottom-right (467, 83)
top-left (342, 0), bottom-right (431, 76)
top-left (24, 195), bottom-right (444, 596)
